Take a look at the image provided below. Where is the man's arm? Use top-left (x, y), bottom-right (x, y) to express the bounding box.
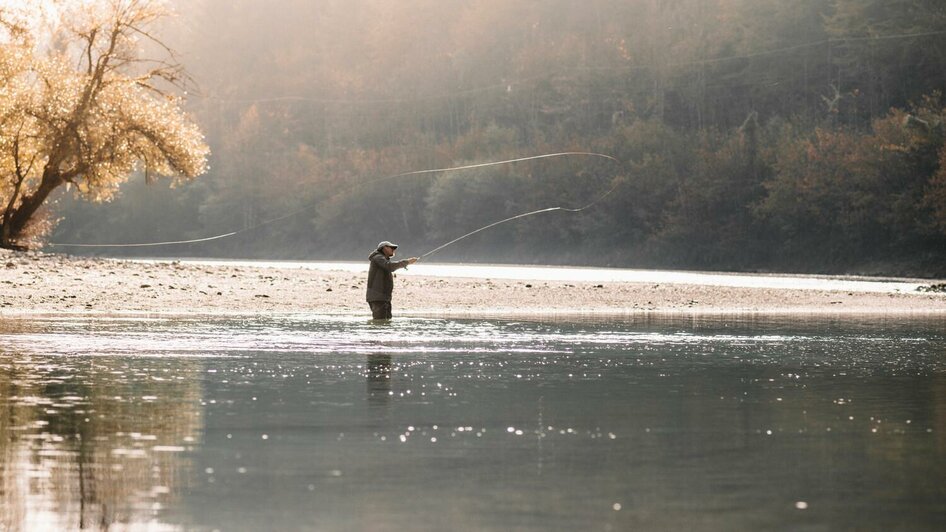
top-left (371, 254), bottom-right (417, 272)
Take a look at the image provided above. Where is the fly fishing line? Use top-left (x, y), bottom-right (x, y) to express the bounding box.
top-left (48, 151), bottom-right (620, 249)
top-left (419, 180), bottom-right (620, 260)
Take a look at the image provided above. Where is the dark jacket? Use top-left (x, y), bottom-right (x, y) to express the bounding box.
top-left (366, 250), bottom-right (410, 302)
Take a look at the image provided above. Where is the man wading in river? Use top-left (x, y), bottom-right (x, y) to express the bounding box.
top-left (366, 241), bottom-right (418, 319)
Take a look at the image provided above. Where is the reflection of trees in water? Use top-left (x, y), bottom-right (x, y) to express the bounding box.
top-left (0, 352), bottom-right (204, 530)
top-left (933, 373), bottom-right (946, 454)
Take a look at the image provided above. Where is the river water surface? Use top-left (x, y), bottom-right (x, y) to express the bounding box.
top-left (0, 314), bottom-right (944, 531)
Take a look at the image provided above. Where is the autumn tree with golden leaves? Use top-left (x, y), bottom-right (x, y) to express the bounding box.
top-left (0, 0), bottom-right (208, 249)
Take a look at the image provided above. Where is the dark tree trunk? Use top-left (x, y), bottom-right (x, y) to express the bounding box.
top-left (0, 170), bottom-right (63, 249)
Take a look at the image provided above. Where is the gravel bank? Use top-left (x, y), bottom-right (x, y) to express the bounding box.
top-left (1, 251), bottom-right (944, 318)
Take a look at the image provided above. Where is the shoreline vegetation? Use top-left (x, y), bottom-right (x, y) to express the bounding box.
top-left (24, 1), bottom-right (943, 279)
top-left (2, 251), bottom-right (945, 319)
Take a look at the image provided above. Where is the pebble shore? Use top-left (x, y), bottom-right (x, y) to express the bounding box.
top-left (1, 250), bottom-right (945, 318)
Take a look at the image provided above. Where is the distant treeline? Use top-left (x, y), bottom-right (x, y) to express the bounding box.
top-left (53, 0), bottom-right (946, 276)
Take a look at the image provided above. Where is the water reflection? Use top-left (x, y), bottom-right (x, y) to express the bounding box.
top-left (0, 315), bottom-right (943, 530)
top-left (935, 373), bottom-right (946, 454)
top-left (0, 347), bottom-right (203, 531)
top-left (366, 353), bottom-right (393, 407)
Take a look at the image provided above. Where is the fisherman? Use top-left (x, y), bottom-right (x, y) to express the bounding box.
top-left (366, 241), bottom-right (417, 320)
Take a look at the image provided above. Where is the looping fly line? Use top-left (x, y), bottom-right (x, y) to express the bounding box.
top-left (420, 180), bottom-right (619, 260)
top-left (49, 151), bottom-right (622, 252)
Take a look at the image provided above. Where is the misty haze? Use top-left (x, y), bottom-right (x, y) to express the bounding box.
top-left (30, 0), bottom-right (946, 277)
top-left (1, 1), bottom-right (945, 531)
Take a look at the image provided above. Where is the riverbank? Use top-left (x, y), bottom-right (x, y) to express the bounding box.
top-left (1, 251), bottom-right (945, 317)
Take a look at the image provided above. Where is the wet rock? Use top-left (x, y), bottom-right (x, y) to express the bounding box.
top-left (917, 283), bottom-right (946, 293)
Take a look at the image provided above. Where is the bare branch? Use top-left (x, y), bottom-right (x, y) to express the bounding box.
top-left (84, 28), bottom-right (98, 75)
top-left (126, 23), bottom-right (177, 61)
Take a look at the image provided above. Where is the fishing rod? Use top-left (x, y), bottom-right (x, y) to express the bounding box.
top-left (49, 151), bottom-right (620, 249)
top-left (418, 181), bottom-right (620, 261)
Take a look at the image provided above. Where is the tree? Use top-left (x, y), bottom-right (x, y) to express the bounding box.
top-left (756, 98), bottom-right (946, 268)
top-left (0, 0), bottom-right (208, 249)
top-left (825, 0), bottom-right (946, 123)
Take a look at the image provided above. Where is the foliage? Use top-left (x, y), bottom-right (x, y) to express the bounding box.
top-left (48, 0), bottom-right (946, 275)
top-left (758, 97), bottom-right (946, 268)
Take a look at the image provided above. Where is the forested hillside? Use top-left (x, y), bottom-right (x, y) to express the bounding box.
top-left (52, 0), bottom-right (946, 276)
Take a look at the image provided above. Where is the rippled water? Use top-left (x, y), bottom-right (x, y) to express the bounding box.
top-left (1, 315), bottom-right (944, 531)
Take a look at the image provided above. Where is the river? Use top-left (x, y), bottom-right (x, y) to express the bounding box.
top-left (0, 314), bottom-right (943, 530)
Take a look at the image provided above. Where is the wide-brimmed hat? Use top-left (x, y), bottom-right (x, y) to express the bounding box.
top-left (377, 241), bottom-right (398, 250)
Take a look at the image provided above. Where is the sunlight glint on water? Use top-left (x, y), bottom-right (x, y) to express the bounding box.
top-left (0, 315), bottom-right (944, 531)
